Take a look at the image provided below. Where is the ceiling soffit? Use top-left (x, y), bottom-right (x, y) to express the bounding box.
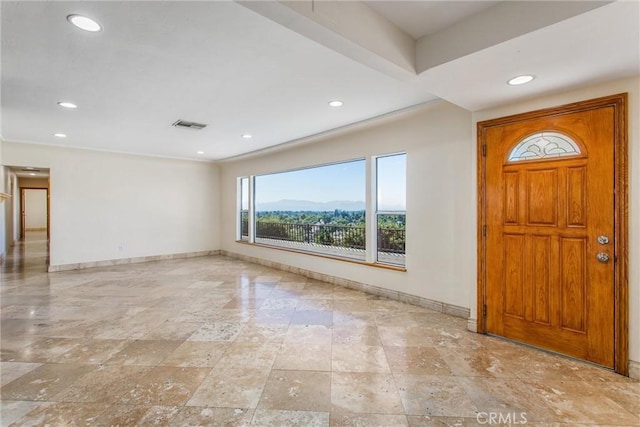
top-left (240, 1), bottom-right (611, 77)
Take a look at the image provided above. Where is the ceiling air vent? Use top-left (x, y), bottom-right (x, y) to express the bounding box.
top-left (172, 119), bottom-right (207, 130)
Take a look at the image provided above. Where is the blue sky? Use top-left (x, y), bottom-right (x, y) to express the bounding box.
top-left (255, 160), bottom-right (365, 204)
top-left (377, 154), bottom-right (406, 210)
top-left (252, 154), bottom-right (406, 210)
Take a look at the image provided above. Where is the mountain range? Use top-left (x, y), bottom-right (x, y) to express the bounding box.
top-left (256, 199), bottom-right (366, 212)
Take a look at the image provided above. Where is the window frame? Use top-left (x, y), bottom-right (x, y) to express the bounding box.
top-left (236, 153), bottom-right (407, 270)
top-left (507, 131), bottom-right (584, 163)
top-left (237, 176), bottom-right (251, 242)
top-left (372, 152), bottom-right (407, 267)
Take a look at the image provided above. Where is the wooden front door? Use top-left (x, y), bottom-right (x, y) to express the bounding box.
top-left (478, 94), bottom-right (628, 373)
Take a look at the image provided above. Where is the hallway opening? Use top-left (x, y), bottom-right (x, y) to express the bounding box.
top-left (0, 230), bottom-right (49, 275)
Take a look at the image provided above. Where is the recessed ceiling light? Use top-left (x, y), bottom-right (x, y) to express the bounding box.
top-left (197, 151), bottom-right (205, 155)
top-left (508, 75), bottom-right (535, 85)
top-left (53, 133), bottom-right (67, 138)
top-left (241, 134), bottom-right (252, 139)
top-left (29, 173), bottom-right (36, 176)
top-left (328, 100), bottom-right (344, 107)
top-left (57, 101), bottom-right (77, 109)
top-left (67, 14), bottom-right (102, 32)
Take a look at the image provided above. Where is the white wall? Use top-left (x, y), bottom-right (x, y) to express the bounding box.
top-left (2, 143), bottom-right (221, 267)
top-left (472, 75), bottom-right (640, 367)
top-left (24, 189), bottom-right (47, 229)
top-left (219, 101), bottom-right (475, 309)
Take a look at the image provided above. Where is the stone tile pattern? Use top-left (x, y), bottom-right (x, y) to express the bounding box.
top-left (1, 233), bottom-right (638, 426)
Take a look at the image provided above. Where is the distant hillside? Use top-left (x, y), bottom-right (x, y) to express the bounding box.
top-left (256, 199), bottom-right (365, 212)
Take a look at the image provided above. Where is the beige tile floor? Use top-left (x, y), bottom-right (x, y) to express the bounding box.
top-left (1, 232), bottom-right (638, 426)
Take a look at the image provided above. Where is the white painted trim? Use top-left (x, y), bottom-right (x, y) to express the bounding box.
top-left (221, 250), bottom-right (470, 319)
top-left (248, 176), bottom-right (255, 244)
top-left (366, 155), bottom-right (376, 263)
top-left (236, 177), bottom-right (242, 241)
top-left (48, 250), bottom-right (219, 272)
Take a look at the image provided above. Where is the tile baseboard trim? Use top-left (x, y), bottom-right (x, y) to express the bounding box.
top-left (467, 318), bottom-right (478, 333)
top-left (629, 360), bottom-right (640, 380)
top-left (221, 250), bottom-right (470, 319)
top-left (48, 250), bottom-right (220, 272)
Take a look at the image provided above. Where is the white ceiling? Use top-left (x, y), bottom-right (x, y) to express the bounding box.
top-left (418, 0), bottom-right (640, 111)
top-left (364, 1), bottom-right (501, 39)
top-left (1, 1), bottom-right (638, 162)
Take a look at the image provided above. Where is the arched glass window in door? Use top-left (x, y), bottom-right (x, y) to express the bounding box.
top-left (508, 131), bottom-right (581, 162)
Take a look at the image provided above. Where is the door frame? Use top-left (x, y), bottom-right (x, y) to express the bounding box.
top-left (20, 186), bottom-right (50, 240)
top-left (477, 93), bottom-right (628, 375)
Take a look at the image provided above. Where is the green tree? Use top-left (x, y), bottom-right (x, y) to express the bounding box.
top-left (314, 228), bottom-right (334, 245)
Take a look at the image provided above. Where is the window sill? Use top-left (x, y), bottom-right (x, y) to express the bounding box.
top-left (234, 240), bottom-right (407, 272)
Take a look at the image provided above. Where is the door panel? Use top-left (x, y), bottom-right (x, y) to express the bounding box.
top-left (531, 234), bottom-right (551, 325)
top-left (503, 172), bottom-right (519, 224)
top-left (503, 233), bottom-right (525, 319)
top-left (526, 169), bottom-right (557, 225)
top-left (560, 237), bottom-right (586, 333)
top-left (566, 167), bottom-right (586, 226)
top-left (482, 104), bottom-right (617, 368)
